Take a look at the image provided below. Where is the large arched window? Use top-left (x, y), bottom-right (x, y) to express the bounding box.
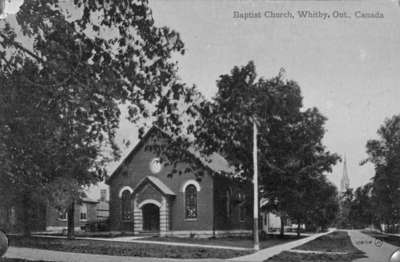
top-left (185, 185), bottom-right (197, 219)
top-left (121, 190), bottom-right (131, 221)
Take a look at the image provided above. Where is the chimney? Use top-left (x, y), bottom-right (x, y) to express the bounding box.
top-left (100, 189), bottom-right (107, 201)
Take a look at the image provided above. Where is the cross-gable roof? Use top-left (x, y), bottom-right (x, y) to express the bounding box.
top-left (133, 176), bottom-right (176, 196)
top-left (106, 125), bottom-right (237, 184)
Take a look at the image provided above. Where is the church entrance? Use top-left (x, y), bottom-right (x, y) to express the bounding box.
top-left (142, 203), bottom-right (160, 232)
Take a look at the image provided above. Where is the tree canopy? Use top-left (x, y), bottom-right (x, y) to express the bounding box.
top-left (189, 62), bottom-right (340, 234)
top-left (362, 115), bottom-right (400, 231)
top-left (0, 0), bottom-right (194, 236)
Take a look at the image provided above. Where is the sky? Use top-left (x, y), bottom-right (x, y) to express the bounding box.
top-left (146, 0), bottom-right (400, 190)
top-left (3, 0), bottom-right (400, 198)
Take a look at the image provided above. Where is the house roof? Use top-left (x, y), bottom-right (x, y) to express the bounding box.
top-left (81, 197), bottom-right (99, 204)
top-left (133, 176), bottom-right (176, 196)
top-left (106, 125), bottom-right (238, 184)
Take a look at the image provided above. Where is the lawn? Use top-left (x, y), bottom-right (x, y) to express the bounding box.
top-left (265, 231), bottom-right (366, 262)
top-left (7, 235), bottom-right (251, 259)
top-left (296, 231), bottom-right (362, 253)
top-left (362, 230), bottom-right (400, 247)
top-left (265, 251), bottom-right (362, 262)
top-left (1, 259), bottom-right (50, 262)
top-left (143, 234), bottom-right (303, 249)
top-left (34, 231), bottom-right (135, 238)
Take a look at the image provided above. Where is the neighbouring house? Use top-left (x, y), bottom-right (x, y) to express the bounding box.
top-left (260, 198), bottom-right (304, 233)
top-left (0, 197), bottom-right (98, 233)
top-left (0, 202), bottom-right (46, 233)
top-left (46, 197), bottom-right (99, 232)
top-left (106, 126), bottom-right (253, 237)
top-left (96, 189), bottom-right (109, 221)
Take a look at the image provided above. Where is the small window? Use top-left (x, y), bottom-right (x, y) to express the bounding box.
top-left (9, 206), bottom-right (16, 225)
top-left (185, 185), bottom-right (197, 219)
top-left (80, 204), bottom-right (87, 221)
top-left (59, 210), bottom-right (67, 221)
top-left (121, 190), bottom-right (131, 221)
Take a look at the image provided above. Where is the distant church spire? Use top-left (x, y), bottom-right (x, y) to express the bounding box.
top-left (340, 155), bottom-right (350, 192)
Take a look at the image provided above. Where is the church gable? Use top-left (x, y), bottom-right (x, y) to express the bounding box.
top-left (106, 126), bottom-right (170, 185)
top-left (136, 183), bottom-right (163, 204)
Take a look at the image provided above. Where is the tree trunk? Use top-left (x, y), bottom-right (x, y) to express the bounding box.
top-left (67, 201), bottom-right (75, 240)
top-left (297, 220), bottom-right (301, 237)
top-left (280, 216), bottom-right (285, 237)
top-left (22, 192), bottom-right (31, 237)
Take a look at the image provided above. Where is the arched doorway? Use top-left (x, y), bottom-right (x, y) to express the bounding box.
top-left (142, 203), bottom-right (160, 232)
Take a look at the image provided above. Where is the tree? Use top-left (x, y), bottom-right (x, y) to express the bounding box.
top-left (348, 183), bottom-right (374, 229)
top-left (0, 0), bottom-right (194, 237)
top-left (336, 188), bottom-right (354, 229)
top-left (302, 177), bottom-right (339, 232)
top-left (190, 62), bottom-right (339, 236)
top-left (363, 115), bottom-right (400, 232)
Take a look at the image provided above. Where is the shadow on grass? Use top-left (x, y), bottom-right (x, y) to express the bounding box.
top-left (144, 234), bottom-right (303, 249)
top-left (362, 230), bottom-right (400, 247)
top-left (265, 231), bottom-right (367, 262)
top-left (265, 251), bottom-right (365, 262)
top-left (1, 259), bottom-right (51, 262)
top-left (7, 235), bottom-right (251, 259)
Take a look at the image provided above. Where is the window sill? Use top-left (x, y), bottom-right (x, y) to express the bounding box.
top-left (184, 218), bottom-right (198, 222)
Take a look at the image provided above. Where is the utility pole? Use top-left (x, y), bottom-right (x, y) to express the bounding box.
top-left (253, 120), bottom-right (260, 251)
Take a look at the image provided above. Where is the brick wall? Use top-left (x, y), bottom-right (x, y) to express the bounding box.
top-left (108, 130), bottom-right (215, 232)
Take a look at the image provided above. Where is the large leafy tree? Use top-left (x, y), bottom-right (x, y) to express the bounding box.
top-left (363, 115), bottom-right (400, 232)
top-left (348, 183), bottom-right (375, 229)
top-left (0, 0), bottom-right (193, 237)
top-left (191, 62), bottom-right (339, 235)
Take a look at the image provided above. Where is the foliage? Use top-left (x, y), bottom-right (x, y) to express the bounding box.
top-left (363, 115), bottom-right (400, 232)
top-left (190, 61), bottom-right (340, 234)
top-left (0, 0), bottom-right (193, 236)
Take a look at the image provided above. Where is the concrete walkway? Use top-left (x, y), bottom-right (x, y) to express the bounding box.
top-left (5, 246), bottom-right (224, 262)
top-left (347, 230), bottom-right (399, 262)
top-left (229, 230), bottom-right (333, 262)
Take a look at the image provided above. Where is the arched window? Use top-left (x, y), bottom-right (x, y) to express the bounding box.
top-left (185, 185), bottom-right (197, 219)
top-left (121, 190), bottom-right (131, 221)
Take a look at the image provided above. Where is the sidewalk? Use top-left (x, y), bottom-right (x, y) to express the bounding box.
top-left (347, 230), bottom-right (399, 262)
top-left (229, 230), bottom-right (333, 262)
top-left (5, 246), bottom-right (224, 262)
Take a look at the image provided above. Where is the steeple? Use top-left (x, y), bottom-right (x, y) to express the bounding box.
top-left (340, 155), bottom-right (350, 192)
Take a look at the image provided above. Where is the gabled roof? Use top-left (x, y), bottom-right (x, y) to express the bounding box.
top-left (133, 176), bottom-right (176, 196)
top-left (106, 125), bottom-right (237, 184)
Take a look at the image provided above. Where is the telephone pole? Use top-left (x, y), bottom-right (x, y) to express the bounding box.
top-left (253, 120), bottom-right (260, 251)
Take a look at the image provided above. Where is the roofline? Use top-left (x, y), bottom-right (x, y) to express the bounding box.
top-left (105, 125), bottom-right (244, 184)
top-left (105, 126), bottom-right (169, 184)
top-left (132, 176), bottom-right (176, 196)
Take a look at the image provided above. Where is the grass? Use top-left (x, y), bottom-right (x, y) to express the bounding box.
top-left (144, 234), bottom-right (302, 249)
top-left (1, 259), bottom-right (51, 262)
top-left (296, 231), bottom-right (363, 253)
top-left (265, 231), bottom-right (366, 262)
top-left (34, 231), bottom-right (135, 238)
top-left (362, 230), bottom-right (400, 247)
top-left (7, 235), bottom-right (252, 259)
top-left (265, 251), bottom-right (363, 262)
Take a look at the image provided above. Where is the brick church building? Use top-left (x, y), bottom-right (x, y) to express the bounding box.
top-left (106, 126), bottom-right (253, 237)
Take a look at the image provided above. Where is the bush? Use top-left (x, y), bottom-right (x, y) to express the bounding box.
top-left (82, 219), bottom-right (109, 232)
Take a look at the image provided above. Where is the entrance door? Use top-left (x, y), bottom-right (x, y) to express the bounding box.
top-left (142, 203), bottom-right (160, 232)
